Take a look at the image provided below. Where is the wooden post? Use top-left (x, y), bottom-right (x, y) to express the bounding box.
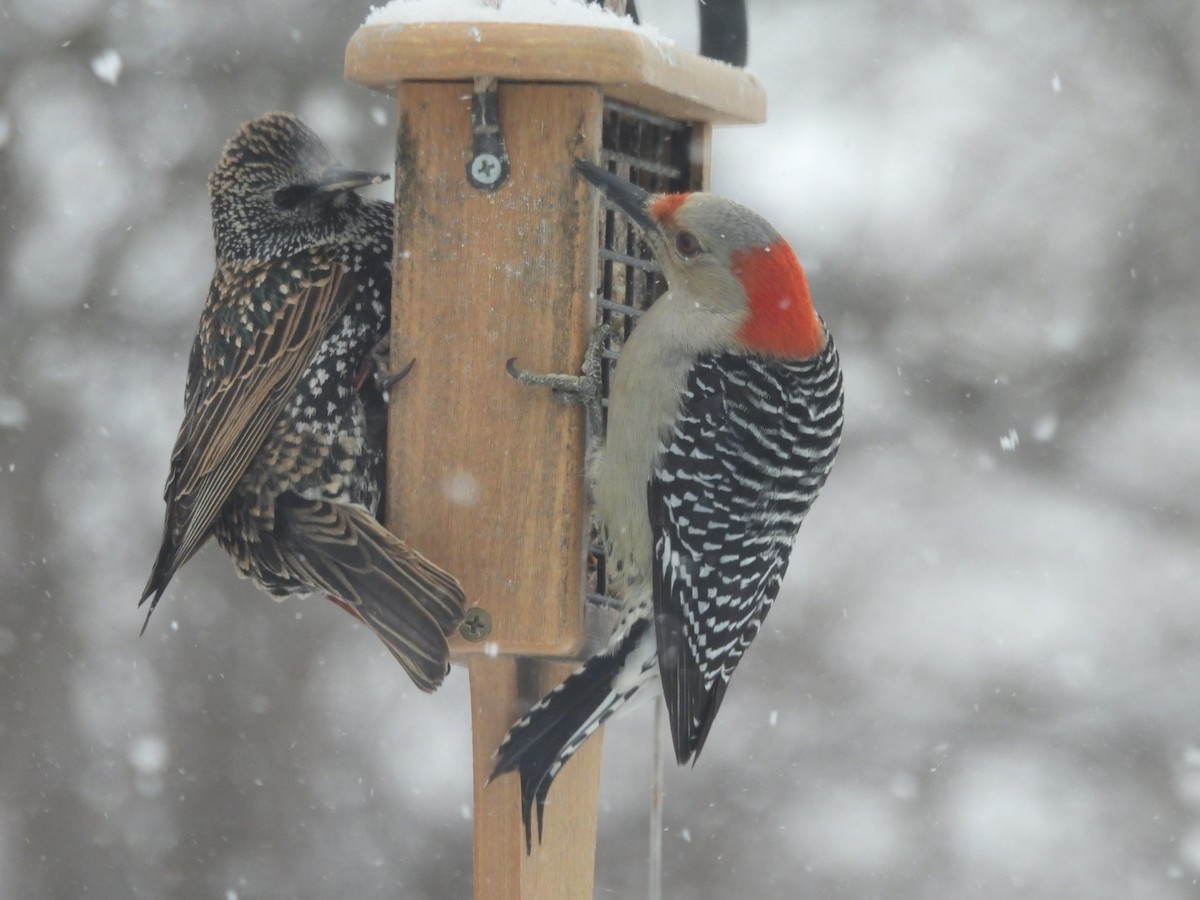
top-left (389, 79), bottom-right (604, 898)
top-left (344, 16), bottom-right (765, 900)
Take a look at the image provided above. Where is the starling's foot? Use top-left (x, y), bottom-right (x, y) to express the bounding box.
top-left (360, 334), bottom-right (415, 394)
top-left (378, 357), bottom-right (415, 391)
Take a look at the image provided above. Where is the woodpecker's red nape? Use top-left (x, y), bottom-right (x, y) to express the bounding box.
top-left (731, 240), bottom-right (824, 359)
top-left (649, 193), bottom-right (690, 223)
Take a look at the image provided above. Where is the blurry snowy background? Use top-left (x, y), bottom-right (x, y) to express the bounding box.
top-left (1, 0), bottom-right (1198, 897)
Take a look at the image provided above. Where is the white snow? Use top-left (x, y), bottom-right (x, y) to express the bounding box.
top-left (128, 735), bottom-right (168, 774)
top-left (90, 49), bottom-right (122, 86)
top-left (0, 396), bottom-right (28, 429)
top-left (442, 469), bottom-right (481, 506)
top-left (6, 3), bottom-right (1200, 898)
top-left (1181, 828), bottom-right (1200, 876)
top-left (1031, 414), bottom-right (1058, 442)
top-left (364, 0), bottom-right (666, 43)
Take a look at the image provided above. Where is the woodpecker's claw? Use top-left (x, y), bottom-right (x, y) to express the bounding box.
top-left (580, 323), bottom-right (613, 375)
top-left (507, 325), bottom-right (612, 397)
top-left (504, 356), bottom-right (537, 383)
top-left (508, 325), bottom-right (613, 442)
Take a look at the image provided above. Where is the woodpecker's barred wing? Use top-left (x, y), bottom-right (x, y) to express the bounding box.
top-left (140, 258), bottom-right (353, 620)
top-left (649, 347), bottom-right (843, 765)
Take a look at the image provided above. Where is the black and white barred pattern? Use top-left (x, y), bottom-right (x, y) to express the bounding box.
top-left (490, 617), bottom-right (658, 852)
top-left (651, 338), bottom-right (844, 764)
top-left (491, 335), bottom-right (843, 846)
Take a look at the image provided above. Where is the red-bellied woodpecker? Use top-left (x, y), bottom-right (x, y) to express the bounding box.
top-left (493, 159), bottom-right (845, 848)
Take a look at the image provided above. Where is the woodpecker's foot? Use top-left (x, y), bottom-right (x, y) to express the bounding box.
top-left (586, 592), bottom-right (622, 611)
top-left (505, 325), bottom-right (612, 407)
top-left (505, 362), bottom-right (599, 405)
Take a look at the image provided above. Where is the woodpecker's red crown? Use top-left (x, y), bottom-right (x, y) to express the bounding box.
top-left (648, 192), bottom-right (825, 360)
top-left (574, 160), bottom-right (826, 360)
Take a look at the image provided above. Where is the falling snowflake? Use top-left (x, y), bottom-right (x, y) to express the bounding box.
top-left (90, 49), bottom-right (122, 86)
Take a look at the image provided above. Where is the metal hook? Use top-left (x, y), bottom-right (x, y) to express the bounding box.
top-left (466, 76), bottom-right (510, 191)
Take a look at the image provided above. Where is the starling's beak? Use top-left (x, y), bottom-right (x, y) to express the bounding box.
top-left (575, 158), bottom-right (657, 234)
top-left (315, 166), bottom-right (390, 194)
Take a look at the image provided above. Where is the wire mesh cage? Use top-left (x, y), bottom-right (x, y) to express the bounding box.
top-left (587, 100), bottom-right (697, 613)
top-left (596, 100), bottom-right (693, 348)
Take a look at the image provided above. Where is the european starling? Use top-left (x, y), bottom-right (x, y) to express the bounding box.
top-left (141, 113), bottom-right (465, 692)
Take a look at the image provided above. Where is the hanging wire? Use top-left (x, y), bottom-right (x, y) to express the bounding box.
top-left (649, 697), bottom-right (665, 900)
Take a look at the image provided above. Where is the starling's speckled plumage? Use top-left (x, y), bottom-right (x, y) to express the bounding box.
top-left (141, 113), bottom-right (465, 691)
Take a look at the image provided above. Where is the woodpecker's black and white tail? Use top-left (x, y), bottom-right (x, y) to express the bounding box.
top-left (490, 617), bottom-right (657, 852)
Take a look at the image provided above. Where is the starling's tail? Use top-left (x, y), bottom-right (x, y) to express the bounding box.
top-left (275, 494), bottom-right (466, 692)
top-left (138, 542), bottom-right (176, 634)
top-left (490, 617), bottom-right (658, 852)
top-left (138, 520), bottom-right (206, 635)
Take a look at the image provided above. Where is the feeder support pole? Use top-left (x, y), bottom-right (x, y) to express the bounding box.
top-left (387, 80), bottom-right (603, 899)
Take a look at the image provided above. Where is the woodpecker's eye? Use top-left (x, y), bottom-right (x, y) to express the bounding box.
top-left (273, 185), bottom-right (313, 210)
top-left (675, 231), bottom-right (702, 258)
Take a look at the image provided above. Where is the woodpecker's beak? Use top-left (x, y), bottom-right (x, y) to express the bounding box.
top-left (575, 159), bottom-right (657, 233)
top-left (315, 166), bottom-right (390, 194)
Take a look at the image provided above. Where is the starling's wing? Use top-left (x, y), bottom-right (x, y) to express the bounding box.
top-left (272, 495), bottom-right (466, 692)
top-left (140, 262), bottom-right (351, 619)
top-left (648, 354), bottom-right (803, 766)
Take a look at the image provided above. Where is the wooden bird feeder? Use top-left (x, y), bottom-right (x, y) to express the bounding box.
top-left (344, 4), bottom-right (764, 897)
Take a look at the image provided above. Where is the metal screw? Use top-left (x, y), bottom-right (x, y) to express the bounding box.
top-left (469, 153), bottom-right (504, 187)
top-left (459, 607), bottom-right (492, 642)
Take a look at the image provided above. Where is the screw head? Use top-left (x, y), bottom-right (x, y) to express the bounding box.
top-left (469, 153), bottom-right (503, 187)
top-left (459, 607), bottom-right (492, 642)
